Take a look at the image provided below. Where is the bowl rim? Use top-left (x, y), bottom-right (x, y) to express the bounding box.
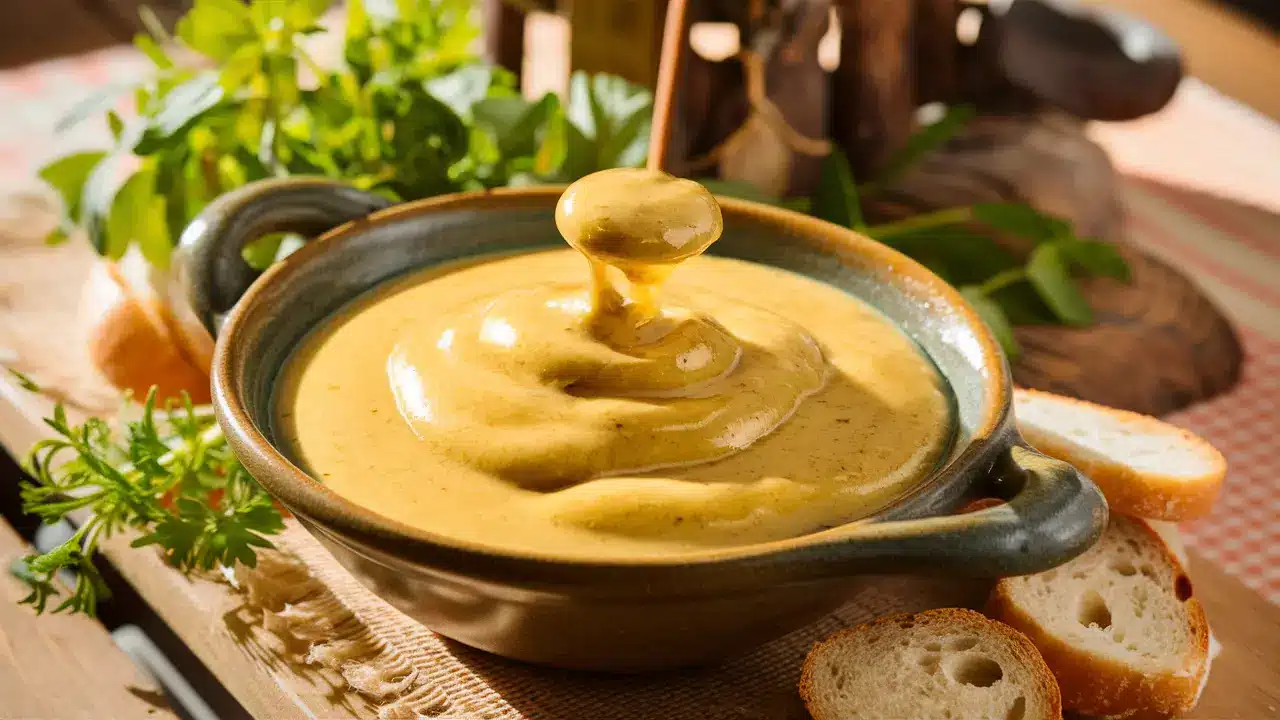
top-left (212, 185), bottom-right (1012, 585)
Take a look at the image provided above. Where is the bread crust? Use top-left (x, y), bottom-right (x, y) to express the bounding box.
top-left (986, 519), bottom-right (1210, 720)
top-left (81, 260), bottom-right (212, 404)
top-left (799, 608), bottom-right (1062, 720)
top-left (1014, 388), bottom-right (1226, 521)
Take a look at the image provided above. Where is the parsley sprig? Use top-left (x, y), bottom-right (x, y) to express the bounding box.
top-left (16, 384), bottom-right (282, 616)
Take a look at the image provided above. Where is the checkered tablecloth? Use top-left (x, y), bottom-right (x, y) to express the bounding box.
top-left (2, 45), bottom-right (1278, 604)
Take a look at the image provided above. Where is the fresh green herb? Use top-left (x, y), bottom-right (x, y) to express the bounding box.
top-left (8, 368), bottom-right (42, 393)
top-left (40, 0), bottom-right (650, 266)
top-left (16, 389), bottom-right (278, 615)
top-left (814, 149), bottom-right (863, 230)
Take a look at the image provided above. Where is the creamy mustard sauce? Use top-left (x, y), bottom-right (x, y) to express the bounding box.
top-left (275, 169), bottom-right (952, 558)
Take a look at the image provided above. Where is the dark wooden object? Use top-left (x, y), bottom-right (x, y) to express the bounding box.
top-left (833, 0), bottom-right (917, 178)
top-left (916, 0), bottom-right (960, 104)
top-left (1014, 246), bottom-right (1243, 416)
top-left (569, 0), bottom-right (671, 89)
top-left (484, 0), bottom-right (527, 86)
top-left (999, 0), bottom-right (1183, 121)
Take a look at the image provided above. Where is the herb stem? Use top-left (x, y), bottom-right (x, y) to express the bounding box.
top-left (866, 207), bottom-right (974, 241)
top-left (116, 424), bottom-right (224, 477)
top-left (979, 267), bottom-right (1027, 295)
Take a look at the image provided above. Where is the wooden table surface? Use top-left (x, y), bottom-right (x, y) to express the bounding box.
top-left (0, 516), bottom-right (178, 720)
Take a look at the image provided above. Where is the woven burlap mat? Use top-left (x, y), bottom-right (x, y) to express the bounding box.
top-left (237, 526), bottom-right (992, 720)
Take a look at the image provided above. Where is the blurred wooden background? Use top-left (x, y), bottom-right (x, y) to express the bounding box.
top-left (1, 0), bottom-right (1276, 120)
top-left (1079, 0), bottom-right (1280, 119)
top-left (0, 0), bottom-right (186, 67)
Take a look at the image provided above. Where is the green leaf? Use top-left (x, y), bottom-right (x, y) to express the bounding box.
top-left (814, 150), bottom-right (862, 228)
top-left (135, 74), bottom-right (225, 154)
top-left (218, 43), bottom-right (264, 93)
top-left (779, 197), bottom-right (812, 213)
top-left (1058, 239), bottom-right (1131, 281)
top-left (554, 121), bottom-right (599, 181)
top-left (473, 93), bottom-right (559, 160)
top-left (533, 109), bottom-right (569, 177)
top-left (8, 368), bottom-right (41, 393)
top-left (878, 104), bottom-right (975, 185)
top-left (133, 33), bottom-right (174, 69)
top-left (103, 169), bottom-right (149, 260)
top-left (1027, 243), bottom-right (1093, 325)
top-left (565, 72), bottom-right (652, 169)
top-left (37, 151), bottom-right (107, 235)
top-left (54, 82), bottom-right (136, 134)
top-left (261, 52), bottom-right (301, 112)
top-left (472, 96), bottom-right (533, 147)
top-left (80, 153), bottom-right (134, 255)
top-left (971, 202), bottom-right (1071, 242)
top-left (960, 286), bottom-right (1019, 359)
top-left (241, 233), bottom-right (305, 270)
top-left (106, 168), bottom-right (173, 266)
top-left (285, 0), bottom-right (334, 29)
top-left (989, 282), bottom-right (1058, 325)
top-left (106, 111), bottom-right (125, 141)
top-left (893, 230), bottom-right (1022, 288)
top-left (916, 254), bottom-right (953, 283)
top-left (177, 0), bottom-right (256, 61)
top-left (424, 65), bottom-right (511, 118)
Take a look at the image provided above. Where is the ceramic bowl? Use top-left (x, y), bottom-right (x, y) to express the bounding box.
top-left (178, 177), bottom-right (1107, 671)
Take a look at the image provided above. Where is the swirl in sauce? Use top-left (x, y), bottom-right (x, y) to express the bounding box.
top-left (387, 168), bottom-right (828, 488)
top-left (277, 169), bottom-right (952, 557)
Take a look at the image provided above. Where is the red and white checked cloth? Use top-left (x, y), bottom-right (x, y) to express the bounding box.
top-left (2, 46), bottom-right (1278, 603)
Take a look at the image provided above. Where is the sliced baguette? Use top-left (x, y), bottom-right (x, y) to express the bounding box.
top-left (800, 608), bottom-right (1061, 720)
top-left (80, 252), bottom-right (212, 404)
top-left (987, 515), bottom-right (1210, 720)
top-left (1014, 388), bottom-right (1226, 521)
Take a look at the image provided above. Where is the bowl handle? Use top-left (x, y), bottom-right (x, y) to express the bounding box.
top-left (175, 178), bottom-right (393, 336)
top-left (809, 444), bottom-right (1107, 577)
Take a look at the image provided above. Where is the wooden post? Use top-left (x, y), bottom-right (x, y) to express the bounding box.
top-left (832, 0), bottom-right (917, 178)
top-left (483, 0), bottom-right (527, 84)
top-left (915, 0), bottom-right (959, 104)
top-left (569, 0), bottom-right (670, 88)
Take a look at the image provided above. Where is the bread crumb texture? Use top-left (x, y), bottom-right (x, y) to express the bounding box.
top-left (800, 608), bottom-right (1060, 720)
top-left (990, 515), bottom-right (1210, 719)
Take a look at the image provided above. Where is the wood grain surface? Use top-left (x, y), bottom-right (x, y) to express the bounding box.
top-left (0, 517), bottom-right (179, 720)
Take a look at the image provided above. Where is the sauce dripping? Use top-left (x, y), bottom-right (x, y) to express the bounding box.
top-left (384, 168), bottom-right (829, 488)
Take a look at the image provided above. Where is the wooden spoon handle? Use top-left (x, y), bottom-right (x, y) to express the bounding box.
top-left (648, 0), bottom-right (692, 172)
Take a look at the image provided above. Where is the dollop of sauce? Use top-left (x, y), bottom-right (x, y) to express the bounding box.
top-left (387, 168), bottom-right (828, 488)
